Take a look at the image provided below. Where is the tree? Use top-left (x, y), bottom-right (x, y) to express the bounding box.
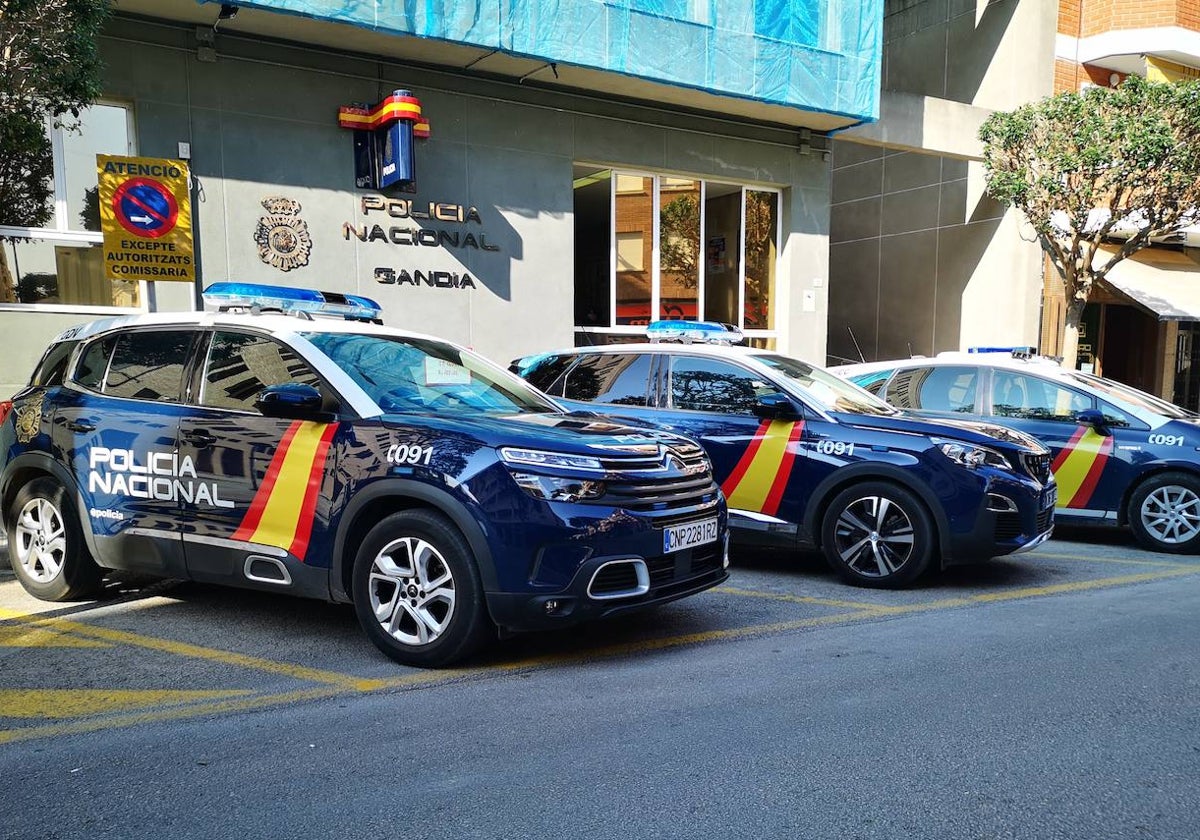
top-left (979, 75), bottom-right (1200, 370)
top-left (0, 0), bottom-right (112, 302)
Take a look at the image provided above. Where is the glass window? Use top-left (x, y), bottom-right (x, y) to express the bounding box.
top-left (757, 354), bottom-right (894, 415)
top-left (1, 237), bottom-right (139, 307)
top-left (302, 332), bottom-right (556, 415)
top-left (102, 331), bottom-right (193, 403)
top-left (63, 104), bottom-right (131, 232)
top-left (887, 366), bottom-right (978, 413)
top-left (1098, 400), bottom-right (1137, 429)
top-left (991, 371), bottom-right (1092, 421)
top-left (201, 332), bottom-right (323, 412)
top-left (522, 355), bottom-right (575, 396)
top-left (30, 340), bottom-right (80, 388)
top-left (849, 369), bottom-right (891, 396)
top-left (703, 182), bottom-right (741, 326)
top-left (562, 353), bottom-right (653, 406)
top-left (668, 356), bottom-right (778, 414)
top-left (615, 176), bottom-right (654, 326)
top-left (74, 336), bottom-right (115, 391)
top-left (744, 190), bottom-right (778, 330)
top-left (659, 179), bottom-right (700, 321)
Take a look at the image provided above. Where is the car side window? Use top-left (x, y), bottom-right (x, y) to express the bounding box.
top-left (74, 336), bottom-right (116, 391)
top-left (1098, 399), bottom-right (1137, 429)
top-left (991, 371), bottom-right (1091, 421)
top-left (30, 340), bottom-right (80, 387)
top-left (523, 355), bottom-right (574, 396)
top-left (852, 370), bottom-right (891, 396)
top-left (201, 331), bottom-right (323, 412)
top-left (562, 353), bottom-right (653, 406)
top-left (102, 331), bottom-right (194, 403)
top-left (887, 366), bottom-right (978, 413)
top-left (667, 356), bottom-right (776, 414)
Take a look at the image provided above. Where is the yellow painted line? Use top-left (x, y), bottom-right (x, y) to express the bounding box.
top-left (0, 689), bottom-right (255, 719)
top-left (1034, 551), bottom-right (1194, 569)
top-left (713, 586), bottom-right (891, 612)
top-left (0, 626), bottom-right (109, 648)
top-left (0, 608), bottom-right (387, 692)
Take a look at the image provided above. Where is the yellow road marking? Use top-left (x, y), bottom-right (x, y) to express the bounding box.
top-left (1034, 551), bottom-right (1194, 569)
top-left (0, 689), bottom-right (255, 719)
top-left (0, 608), bottom-right (387, 692)
top-left (0, 626), bottom-right (109, 648)
top-left (713, 586), bottom-right (886, 612)
top-left (2, 564), bottom-right (1197, 745)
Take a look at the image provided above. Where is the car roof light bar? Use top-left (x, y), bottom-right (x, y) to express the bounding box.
top-left (967, 345), bottom-right (1038, 358)
top-left (202, 282), bottom-right (383, 322)
top-left (645, 320), bottom-right (744, 345)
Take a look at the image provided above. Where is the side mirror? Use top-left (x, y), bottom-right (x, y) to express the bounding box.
top-left (1076, 407), bottom-right (1110, 436)
top-left (255, 383), bottom-right (332, 421)
top-left (753, 393), bottom-right (799, 420)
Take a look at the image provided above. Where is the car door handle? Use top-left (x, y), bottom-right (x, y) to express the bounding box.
top-left (182, 430), bottom-right (218, 448)
top-left (66, 420), bottom-right (96, 433)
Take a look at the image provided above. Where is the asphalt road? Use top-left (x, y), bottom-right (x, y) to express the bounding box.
top-left (0, 530), bottom-right (1197, 839)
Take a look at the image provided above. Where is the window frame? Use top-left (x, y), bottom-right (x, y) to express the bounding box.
top-left (69, 327), bottom-right (200, 406)
top-left (576, 167), bottom-right (782, 345)
top-left (661, 353), bottom-right (777, 416)
top-left (0, 99), bottom-right (149, 314)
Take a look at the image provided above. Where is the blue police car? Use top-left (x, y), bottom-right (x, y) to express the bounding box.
top-left (0, 284), bottom-right (729, 667)
top-left (835, 351), bottom-right (1200, 553)
top-left (514, 335), bottom-right (1056, 588)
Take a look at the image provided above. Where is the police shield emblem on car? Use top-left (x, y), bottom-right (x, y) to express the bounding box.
top-left (0, 284), bottom-right (730, 667)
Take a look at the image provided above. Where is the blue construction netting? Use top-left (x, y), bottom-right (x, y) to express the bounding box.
top-left (211, 0), bottom-right (881, 122)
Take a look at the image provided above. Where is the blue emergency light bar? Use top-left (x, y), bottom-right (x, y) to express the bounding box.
top-left (202, 282), bottom-right (383, 322)
top-left (968, 346), bottom-right (1038, 357)
top-left (646, 320), bottom-right (744, 345)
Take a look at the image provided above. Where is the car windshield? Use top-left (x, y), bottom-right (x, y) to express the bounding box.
top-left (303, 332), bottom-right (559, 415)
top-left (1066, 371), bottom-right (1199, 419)
top-left (756, 354), bottom-right (897, 416)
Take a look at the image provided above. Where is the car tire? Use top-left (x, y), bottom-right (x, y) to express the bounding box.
top-left (351, 509), bottom-right (493, 667)
top-left (6, 477), bottom-right (104, 601)
top-left (1127, 471), bottom-right (1200, 554)
top-left (820, 481), bottom-right (935, 589)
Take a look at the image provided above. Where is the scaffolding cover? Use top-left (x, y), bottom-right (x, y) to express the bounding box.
top-left (214, 1), bottom-right (881, 122)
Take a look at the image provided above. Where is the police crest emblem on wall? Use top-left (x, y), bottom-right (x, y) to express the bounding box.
top-left (254, 197), bottom-right (312, 272)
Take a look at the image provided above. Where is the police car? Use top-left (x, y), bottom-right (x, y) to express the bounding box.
top-left (834, 350), bottom-right (1200, 553)
top-left (513, 326), bottom-right (1056, 589)
top-left (0, 283), bottom-right (729, 667)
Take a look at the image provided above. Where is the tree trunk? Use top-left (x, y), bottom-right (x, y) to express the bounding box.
top-left (0, 238), bottom-right (17, 303)
top-left (1061, 298), bottom-right (1086, 371)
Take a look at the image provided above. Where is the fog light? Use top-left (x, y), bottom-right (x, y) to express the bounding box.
top-left (544, 599), bottom-right (560, 614)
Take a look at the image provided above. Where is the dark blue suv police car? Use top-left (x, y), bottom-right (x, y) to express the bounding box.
top-left (515, 334), bottom-right (1056, 588)
top-left (0, 285), bottom-right (728, 667)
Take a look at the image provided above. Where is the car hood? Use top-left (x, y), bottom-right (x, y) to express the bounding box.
top-left (381, 409), bottom-right (698, 456)
top-left (830, 411), bottom-right (1048, 453)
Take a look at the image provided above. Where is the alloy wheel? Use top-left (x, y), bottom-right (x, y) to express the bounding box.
top-left (1139, 485), bottom-right (1200, 545)
top-left (14, 498), bottom-right (67, 584)
top-left (367, 536), bottom-right (457, 647)
top-left (833, 495), bottom-right (916, 578)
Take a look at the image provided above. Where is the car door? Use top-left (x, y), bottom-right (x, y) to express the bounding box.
top-left (177, 329), bottom-right (341, 584)
top-left (986, 369), bottom-right (1141, 518)
top-left (56, 328), bottom-right (198, 575)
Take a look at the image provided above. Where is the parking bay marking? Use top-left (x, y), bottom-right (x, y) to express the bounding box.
top-left (2, 565), bottom-right (1197, 745)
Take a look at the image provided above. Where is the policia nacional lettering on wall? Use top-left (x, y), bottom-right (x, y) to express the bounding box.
top-left (342, 195), bottom-right (501, 291)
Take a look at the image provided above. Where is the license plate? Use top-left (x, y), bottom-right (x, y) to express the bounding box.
top-left (1042, 485), bottom-right (1058, 509)
top-left (663, 517), bottom-right (719, 553)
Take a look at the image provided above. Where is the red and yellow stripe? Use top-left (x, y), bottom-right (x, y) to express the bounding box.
top-left (337, 94), bottom-right (430, 137)
top-left (721, 420), bottom-right (805, 517)
top-left (1050, 425), bottom-right (1113, 508)
top-left (232, 421), bottom-right (338, 560)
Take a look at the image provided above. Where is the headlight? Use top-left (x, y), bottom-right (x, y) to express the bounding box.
top-left (499, 447), bottom-right (603, 471)
top-left (511, 472), bottom-right (605, 502)
top-left (932, 438), bottom-right (1013, 471)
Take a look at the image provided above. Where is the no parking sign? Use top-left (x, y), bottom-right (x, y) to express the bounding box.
top-left (98, 155), bottom-right (194, 283)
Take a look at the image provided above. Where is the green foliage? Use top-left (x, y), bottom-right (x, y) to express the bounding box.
top-left (660, 194), bottom-right (700, 284)
top-left (0, 107), bottom-right (53, 229)
top-left (980, 76), bottom-right (1200, 305)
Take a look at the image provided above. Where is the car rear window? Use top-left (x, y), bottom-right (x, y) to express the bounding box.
top-left (30, 340), bottom-right (80, 387)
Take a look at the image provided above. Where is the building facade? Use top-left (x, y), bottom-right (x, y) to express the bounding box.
top-left (0, 0), bottom-right (883, 397)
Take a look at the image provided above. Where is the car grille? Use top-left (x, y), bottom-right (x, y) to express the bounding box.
top-left (1021, 452), bottom-right (1053, 485)
top-left (590, 562), bottom-right (640, 595)
top-left (591, 441), bottom-right (720, 516)
top-left (995, 507), bottom-right (1054, 542)
top-left (644, 541), bottom-right (724, 595)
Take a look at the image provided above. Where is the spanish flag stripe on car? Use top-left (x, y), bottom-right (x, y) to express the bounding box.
top-left (233, 421), bottom-right (338, 558)
top-left (1050, 425), bottom-right (1113, 508)
top-left (723, 420), bottom-right (804, 515)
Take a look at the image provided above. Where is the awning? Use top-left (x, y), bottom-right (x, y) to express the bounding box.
top-left (1095, 245), bottom-right (1200, 321)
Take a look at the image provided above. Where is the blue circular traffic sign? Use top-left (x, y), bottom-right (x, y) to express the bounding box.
top-left (112, 177), bottom-right (179, 238)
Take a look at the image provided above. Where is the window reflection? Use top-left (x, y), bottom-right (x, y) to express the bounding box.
top-left (64, 104), bottom-right (131, 232)
top-left (745, 190), bottom-right (777, 330)
top-left (703, 182), bottom-right (741, 325)
top-left (659, 178), bottom-right (700, 321)
top-left (1, 238), bottom-right (139, 307)
top-left (615, 175), bottom-right (653, 325)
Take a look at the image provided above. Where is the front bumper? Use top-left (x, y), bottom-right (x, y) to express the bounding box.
top-left (942, 473), bottom-right (1056, 565)
top-left (485, 532), bottom-right (730, 632)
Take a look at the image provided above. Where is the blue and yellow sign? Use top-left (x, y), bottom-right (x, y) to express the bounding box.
top-left (97, 155), bottom-right (193, 283)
